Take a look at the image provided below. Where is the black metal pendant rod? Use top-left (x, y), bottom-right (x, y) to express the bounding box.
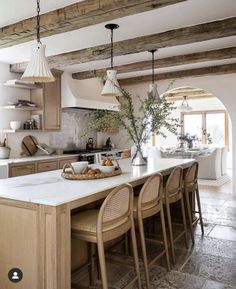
top-left (149, 49), bottom-right (157, 84)
top-left (105, 23), bottom-right (119, 69)
top-left (36, 0), bottom-right (41, 44)
top-left (111, 28), bottom-right (114, 69)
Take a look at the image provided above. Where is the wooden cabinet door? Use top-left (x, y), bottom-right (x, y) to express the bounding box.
top-left (43, 70), bottom-right (62, 130)
top-left (37, 161), bottom-right (58, 173)
top-left (9, 163), bottom-right (35, 177)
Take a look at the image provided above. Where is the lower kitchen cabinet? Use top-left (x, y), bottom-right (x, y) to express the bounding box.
top-left (9, 163), bottom-right (36, 177)
top-left (8, 156), bottom-right (78, 177)
top-left (37, 160), bottom-right (58, 173)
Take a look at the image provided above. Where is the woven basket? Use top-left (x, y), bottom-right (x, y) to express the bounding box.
top-left (61, 160), bottom-right (122, 180)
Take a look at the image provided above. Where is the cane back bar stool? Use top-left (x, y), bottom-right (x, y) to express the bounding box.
top-left (133, 173), bottom-right (171, 289)
top-left (184, 161), bottom-right (204, 238)
top-left (71, 184), bottom-right (142, 289)
top-left (163, 166), bottom-right (189, 265)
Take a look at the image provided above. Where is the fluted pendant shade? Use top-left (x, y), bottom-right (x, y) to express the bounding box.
top-left (21, 44), bottom-right (55, 83)
top-left (101, 70), bottom-right (122, 97)
top-left (149, 83), bottom-right (161, 103)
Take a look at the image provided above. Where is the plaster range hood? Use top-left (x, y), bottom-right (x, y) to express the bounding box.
top-left (62, 72), bottom-right (120, 111)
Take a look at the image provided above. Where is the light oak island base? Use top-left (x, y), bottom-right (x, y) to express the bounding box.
top-left (0, 199), bottom-right (71, 289)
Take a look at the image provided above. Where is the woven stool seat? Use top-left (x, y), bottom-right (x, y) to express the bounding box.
top-left (72, 210), bottom-right (98, 234)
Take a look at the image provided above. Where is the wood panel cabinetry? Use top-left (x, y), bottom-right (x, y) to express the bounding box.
top-left (43, 70), bottom-right (62, 130)
top-left (37, 160), bottom-right (58, 173)
top-left (31, 69), bottom-right (63, 131)
top-left (9, 156), bottom-right (78, 177)
top-left (9, 163), bottom-right (36, 177)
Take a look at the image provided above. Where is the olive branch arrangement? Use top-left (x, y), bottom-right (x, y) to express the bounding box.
top-left (83, 85), bottom-right (179, 147)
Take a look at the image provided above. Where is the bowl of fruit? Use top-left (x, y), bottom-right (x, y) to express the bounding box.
top-left (98, 159), bottom-right (115, 173)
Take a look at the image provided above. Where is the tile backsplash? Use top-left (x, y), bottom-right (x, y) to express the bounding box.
top-left (49, 108), bottom-right (96, 149)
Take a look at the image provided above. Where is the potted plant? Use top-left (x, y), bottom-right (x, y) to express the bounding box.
top-left (84, 88), bottom-right (179, 165)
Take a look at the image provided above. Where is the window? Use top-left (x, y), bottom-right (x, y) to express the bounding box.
top-left (181, 110), bottom-right (228, 146)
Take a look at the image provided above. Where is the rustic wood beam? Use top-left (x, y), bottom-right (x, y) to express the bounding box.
top-left (0, 0), bottom-right (186, 48)
top-left (72, 46), bottom-right (236, 79)
top-left (165, 93), bottom-right (213, 100)
top-left (11, 17), bottom-right (236, 73)
top-left (165, 89), bottom-right (207, 97)
top-left (119, 63), bottom-right (236, 85)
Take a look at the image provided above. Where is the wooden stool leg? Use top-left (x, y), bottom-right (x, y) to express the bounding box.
top-left (130, 217), bottom-right (142, 289)
top-left (160, 206), bottom-right (171, 271)
top-left (97, 239), bottom-right (109, 289)
top-left (166, 203), bottom-right (176, 264)
top-left (196, 187), bottom-right (204, 235)
top-left (123, 232), bottom-right (130, 256)
top-left (138, 214), bottom-right (150, 289)
top-left (184, 190), bottom-right (195, 244)
top-left (90, 243), bottom-right (97, 286)
top-left (180, 197), bottom-right (188, 249)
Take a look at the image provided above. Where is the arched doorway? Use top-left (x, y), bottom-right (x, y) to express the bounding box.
top-left (157, 85), bottom-right (232, 191)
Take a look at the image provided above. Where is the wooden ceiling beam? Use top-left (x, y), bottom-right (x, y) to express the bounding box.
top-left (165, 94), bottom-right (213, 100)
top-left (0, 0), bottom-right (186, 48)
top-left (119, 63), bottom-right (236, 85)
top-left (165, 89), bottom-right (207, 97)
top-left (72, 46), bottom-right (236, 79)
top-left (10, 16), bottom-right (236, 73)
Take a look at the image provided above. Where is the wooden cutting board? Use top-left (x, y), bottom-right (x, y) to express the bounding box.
top-left (21, 135), bottom-right (38, 156)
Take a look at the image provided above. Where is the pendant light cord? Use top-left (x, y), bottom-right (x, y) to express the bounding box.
top-left (152, 51), bottom-right (155, 84)
top-left (36, 0), bottom-right (41, 45)
top-left (110, 28), bottom-right (114, 69)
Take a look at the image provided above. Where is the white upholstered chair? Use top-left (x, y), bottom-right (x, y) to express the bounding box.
top-left (221, 146), bottom-right (228, 176)
top-left (195, 148), bottom-right (222, 180)
top-left (147, 146), bottom-right (162, 158)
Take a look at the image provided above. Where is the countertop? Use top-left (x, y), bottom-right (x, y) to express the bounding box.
top-left (0, 148), bottom-right (128, 166)
top-left (0, 158), bottom-right (194, 206)
top-left (0, 153), bottom-right (79, 165)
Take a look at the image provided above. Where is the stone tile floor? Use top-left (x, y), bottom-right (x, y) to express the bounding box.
top-left (72, 181), bottom-right (236, 289)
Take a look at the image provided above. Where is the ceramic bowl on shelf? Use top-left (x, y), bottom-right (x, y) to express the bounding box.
top-left (71, 161), bottom-right (89, 174)
top-left (10, 121), bottom-right (21, 130)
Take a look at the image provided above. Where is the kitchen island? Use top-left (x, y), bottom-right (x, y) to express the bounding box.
top-left (0, 158), bottom-right (194, 289)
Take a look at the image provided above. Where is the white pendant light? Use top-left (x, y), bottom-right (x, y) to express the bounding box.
top-left (21, 0), bottom-right (55, 83)
top-left (178, 96), bottom-right (192, 112)
top-left (148, 50), bottom-right (161, 103)
top-left (101, 24), bottom-right (122, 97)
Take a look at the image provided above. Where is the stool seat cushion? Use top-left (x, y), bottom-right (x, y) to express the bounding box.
top-left (72, 210), bottom-right (99, 234)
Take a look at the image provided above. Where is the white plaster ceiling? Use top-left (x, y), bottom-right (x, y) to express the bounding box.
top-left (0, 0), bottom-right (236, 78)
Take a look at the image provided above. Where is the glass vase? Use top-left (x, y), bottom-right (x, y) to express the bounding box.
top-left (131, 144), bottom-right (147, 166)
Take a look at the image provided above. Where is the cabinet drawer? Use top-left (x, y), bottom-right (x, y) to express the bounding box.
top-left (59, 157), bottom-right (78, 169)
top-left (37, 161), bottom-right (58, 173)
top-left (10, 164), bottom-right (35, 177)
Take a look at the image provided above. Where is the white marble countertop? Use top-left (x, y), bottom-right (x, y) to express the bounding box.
top-left (0, 158), bottom-right (193, 206)
top-left (0, 153), bottom-right (79, 165)
top-left (0, 148), bottom-right (128, 165)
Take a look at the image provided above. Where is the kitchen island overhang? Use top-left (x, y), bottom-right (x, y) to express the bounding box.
top-left (0, 158), bottom-right (195, 289)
